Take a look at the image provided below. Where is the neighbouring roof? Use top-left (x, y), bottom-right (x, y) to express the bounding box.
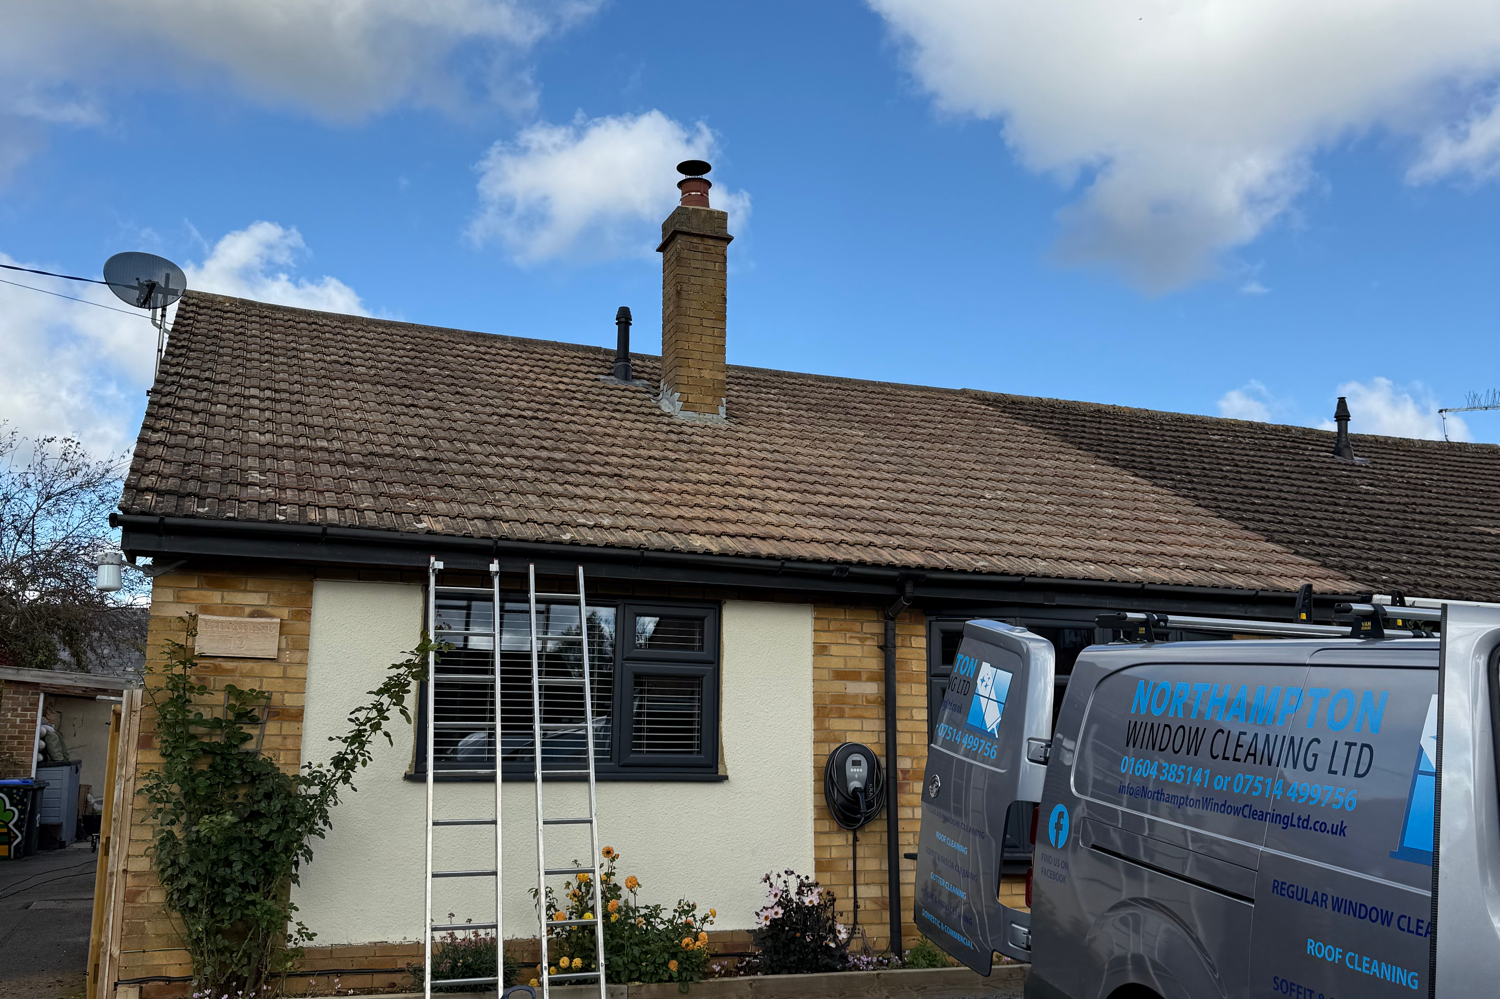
top-left (120, 293), bottom-right (1500, 600)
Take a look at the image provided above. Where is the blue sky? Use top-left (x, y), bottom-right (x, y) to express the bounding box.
top-left (3, 1), bottom-right (1500, 455)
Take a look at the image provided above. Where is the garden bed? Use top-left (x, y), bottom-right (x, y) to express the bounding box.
top-left (361, 963), bottom-right (1028, 999)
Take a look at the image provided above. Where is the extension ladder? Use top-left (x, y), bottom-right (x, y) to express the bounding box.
top-left (421, 558), bottom-right (607, 999)
top-left (528, 563), bottom-right (608, 999)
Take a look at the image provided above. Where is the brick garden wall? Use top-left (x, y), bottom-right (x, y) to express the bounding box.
top-left (812, 606), bottom-right (927, 956)
top-left (0, 679), bottom-right (41, 779)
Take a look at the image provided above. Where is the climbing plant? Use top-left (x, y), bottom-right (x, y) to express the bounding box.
top-left (138, 618), bottom-right (444, 996)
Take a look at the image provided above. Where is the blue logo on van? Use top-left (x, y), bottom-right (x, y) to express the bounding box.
top-left (1391, 694), bottom-right (1438, 865)
top-left (965, 663), bottom-right (1012, 737)
top-left (1048, 804), bottom-right (1070, 849)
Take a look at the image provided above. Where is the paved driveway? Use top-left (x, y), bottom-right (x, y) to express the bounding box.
top-left (0, 842), bottom-right (98, 999)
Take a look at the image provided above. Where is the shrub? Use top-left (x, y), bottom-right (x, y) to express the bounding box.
top-left (536, 847), bottom-right (715, 988)
top-left (745, 869), bottom-right (849, 975)
top-left (903, 935), bottom-right (954, 969)
top-left (139, 621), bottom-right (439, 996)
top-left (407, 916), bottom-right (520, 993)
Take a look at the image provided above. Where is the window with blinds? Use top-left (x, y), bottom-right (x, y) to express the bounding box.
top-left (421, 591), bottom-right (718, 778)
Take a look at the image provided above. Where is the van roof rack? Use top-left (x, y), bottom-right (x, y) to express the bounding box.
top-left (1096, 603), bottom-right (1441, 643)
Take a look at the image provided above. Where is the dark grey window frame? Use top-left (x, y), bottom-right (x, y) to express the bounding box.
top-left (410, 593), bottom-right (721, 782)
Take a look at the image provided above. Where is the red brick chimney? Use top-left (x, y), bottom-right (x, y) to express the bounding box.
top-left (657, 159), bottom-right (732, 419)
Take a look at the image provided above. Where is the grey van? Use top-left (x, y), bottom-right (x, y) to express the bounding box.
top-left (915, 604), bottom-right (1500, 998)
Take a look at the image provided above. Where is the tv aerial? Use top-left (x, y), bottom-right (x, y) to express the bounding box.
top-left (104, 251), bottom-right (187, 382)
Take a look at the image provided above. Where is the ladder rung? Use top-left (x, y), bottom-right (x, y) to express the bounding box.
top-left (432, 975), bottom-right (501, 986)
top-left (540, 769), bottom-right (591, 776)
top-left (547, 917), bottom-right (602, 928)
top-left (431, 673), bottom-right (497, 683)
top-left (432, 818), bottom-right (496, 826)
top-left (534, 592), bottom-right (583, 601)
top-left (539, 676), bottom-right (587, 685)
top-left (433, 768), bottom-right (499, 776)
top-left (432, 921), bottom-right (498, 932)
top-left (542, 817), bottom-right (593, 825)
top-left (548, 971), bottom-right (602, 981)
top-left (433, 869), bottom-right (498, 878)
top-left (544, 866), bottom-right (594, 876)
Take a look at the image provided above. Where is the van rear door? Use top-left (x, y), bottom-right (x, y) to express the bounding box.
top-left (914, 620), bottom-right (1054, 973)
top-left (1434, 604), bottom-right (1500, 997)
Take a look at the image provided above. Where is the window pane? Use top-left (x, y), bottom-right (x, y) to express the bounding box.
top-left (939, 628), bottom-right (962, 670)
top-left (498, 602), bottom-right (614, 769)
top-left (634, 615), bottom-right (705, 652)
top-left (431, 593), bottom-right (613, 771)
top-left (631, 675), bottom-right (703, 755)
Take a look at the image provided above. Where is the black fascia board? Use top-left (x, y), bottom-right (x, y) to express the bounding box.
top-left (112, 513), bottom-right (1364, 616)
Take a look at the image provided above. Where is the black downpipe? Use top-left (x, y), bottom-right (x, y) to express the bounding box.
top-left (884, 578), bottom-right (916, 955)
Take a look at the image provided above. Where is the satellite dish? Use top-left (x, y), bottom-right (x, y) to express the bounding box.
top-left (103, 252), bottom-right (187, 310)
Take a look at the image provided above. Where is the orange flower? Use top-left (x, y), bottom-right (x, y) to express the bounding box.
top-left (682, 936), bottom-right (693, 949)
top-left (698, 931), bottom-right (709, 944)
top-left (577, 872), bottom-right (590, 883)
top-left (601, 846), bottom-right (617, 859)
top-left (668, 960), bottom-right (679, 972)
top-left (607, 899), bottom-right (619, 913)
top-left (708, 908), bottom-right (716, 918)
top-left (625, 876), bottom-right (639, 891)
top-left (552, 912), bottom-right (566, 922)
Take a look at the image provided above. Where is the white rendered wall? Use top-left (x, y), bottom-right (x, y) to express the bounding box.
top-left (294, 584), bottom-right (814, 945)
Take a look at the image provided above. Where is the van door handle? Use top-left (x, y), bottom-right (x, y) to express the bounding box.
top-left (1026, 739), bottom-right (1051, 764)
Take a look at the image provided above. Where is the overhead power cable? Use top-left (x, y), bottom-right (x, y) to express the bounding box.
top-left (0, 275), bottom-right (145, 317)
top-left (0, 260), bottom-right (113, 286)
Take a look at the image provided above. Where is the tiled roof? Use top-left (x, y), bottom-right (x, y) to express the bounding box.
top-left (121, 293), bottom-right (1500, 599)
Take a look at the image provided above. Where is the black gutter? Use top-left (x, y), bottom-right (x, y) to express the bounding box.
top-left (883, 577), bottom-right (917, 956)
top-left (111, 514), bottom-right (1364, 614)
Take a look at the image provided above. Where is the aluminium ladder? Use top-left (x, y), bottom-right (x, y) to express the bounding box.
top-left (421, 558), bottom-right (607, 999)
top-left (528, 563), bottom-right (608, 999)
top-left (423, 557), bottom-right (506, 998)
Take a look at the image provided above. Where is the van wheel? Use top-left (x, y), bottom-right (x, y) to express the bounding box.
top-left (1106, 988), bottom-right (1163, 999)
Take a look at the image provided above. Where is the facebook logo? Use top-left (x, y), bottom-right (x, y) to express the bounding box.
top-left (1048, 804), bottom-right (1070, 849)
top-left (965, 663), bottom-right (1012, 737)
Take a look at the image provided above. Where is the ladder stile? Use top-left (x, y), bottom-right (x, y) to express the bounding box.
top-left (577, 565), bottom-right (608, 999)
top-left (424, 557), bottom-right (441, 999)
top-left (491, 560), bottom-right (504, 987)
top-left (529, 564), bottom-right (550, 999)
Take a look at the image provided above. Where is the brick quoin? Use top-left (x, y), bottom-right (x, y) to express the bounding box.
top-left (812, 605), bottom-right (927, 954)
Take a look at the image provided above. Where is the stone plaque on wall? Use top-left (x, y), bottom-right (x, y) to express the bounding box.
top-left (195, 615), bottom-right (281, 659)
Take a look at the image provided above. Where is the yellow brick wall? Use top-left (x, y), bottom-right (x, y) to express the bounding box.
top-left (812, 605), bottom-right (926, 955)
top-left (119, 568), bottom-right (314, 996)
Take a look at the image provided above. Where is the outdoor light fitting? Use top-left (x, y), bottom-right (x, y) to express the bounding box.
top-left (96, 551), bottom-right (124, 592)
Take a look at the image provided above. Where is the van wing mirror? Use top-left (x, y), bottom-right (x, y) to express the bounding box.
top-left (914, 620), bottom-right (1054, 973)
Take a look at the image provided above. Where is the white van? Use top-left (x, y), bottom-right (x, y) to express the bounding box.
top-left (914, 603), bottom-right (1500, 998)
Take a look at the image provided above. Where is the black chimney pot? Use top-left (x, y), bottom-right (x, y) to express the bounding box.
top-left (1333, 396), bottom-right (1355, 460)
top-left (613, 306), bottom-right (633, 381)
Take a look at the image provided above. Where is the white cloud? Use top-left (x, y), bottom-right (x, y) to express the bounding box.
top-left (469, 110), bottom-right (751, 264)
top-left (0, 1), bottom-right (601, 173)
top-left (1318, 377), bottom-right (1468, 441)
top-left (1409, 88), bottom-right (1500, 183)
top-left (186, 222), bottom-right (366, 315)
top-left (0, 222), bottom-right (363, 455)
top-left (868, 1), bottom-right (1500, 292)
top-left (1218, 381), bottom-right (1274, 422)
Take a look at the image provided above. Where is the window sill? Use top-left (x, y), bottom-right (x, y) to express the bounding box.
top-left (404, 771), bottom-right (728, 783)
